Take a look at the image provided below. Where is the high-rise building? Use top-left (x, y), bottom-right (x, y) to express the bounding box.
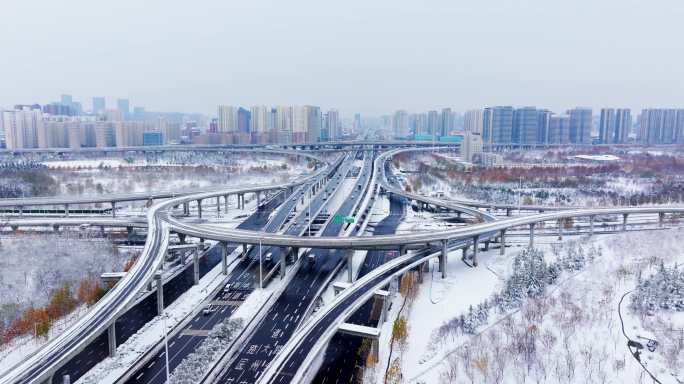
top-left (117, 99), bottom-right (130, 118)
top-left (567, 107), bottom-right (592, 144)
top-left (2, 109), bottom-right (42, 149)
top-left (599, 108), bottom-right (631, 144)
top-left (353, 113), bottom-right (362, 134)
top-left (548, 115), bottom-right (570, 145)
top-left (392, 110), bottom-right (409, 138)
top-left (483, 106), bottom-right (513, 145)
top-left (512, 107), bottom-right (539, 145)
top-left (250, 106), bottom-right (273, 143)
top-left (324, 109), bottom-right (340, 141)
top-left (237, 107), bottom-right (251, 135)
top-left (461, 132), bottom-right (483, 162)
top-left (426, 110), bottom-right (440, 136)
top-left (536, 109), bottom-right (552, 145)
top-left (463, 109), bottom-right (484, 135)
top-left (275, 106), bottom-right (293, 144)
top-left (217, 105), bottom-right (238, 133)
top-left (637, 109), bottom-right (684, 144)
top-left (61, 94), bottom-right (73, 107)
top-left (92, 97), bottom-right (106, 114)
top-left (306, 106), bottom-right (322, 142)
top-left (440, 108), bottom-right (454, 136)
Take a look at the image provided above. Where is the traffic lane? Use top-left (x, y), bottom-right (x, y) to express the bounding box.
top-left (216, 153), bottom-right (372, 382)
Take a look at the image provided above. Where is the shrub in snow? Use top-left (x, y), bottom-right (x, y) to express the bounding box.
top-left (169, 317), bottom-right (244, 384)
top-left (631, 262), bottom-right (684, 313)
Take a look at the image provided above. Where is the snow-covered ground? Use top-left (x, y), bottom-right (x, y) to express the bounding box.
top-left (0, 234), bottom-right (131, 323)
top-left (369, 228), bottom-right (684, 384)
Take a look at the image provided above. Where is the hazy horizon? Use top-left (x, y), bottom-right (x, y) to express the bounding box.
top-left (2, 0), bottom-right (683, 117)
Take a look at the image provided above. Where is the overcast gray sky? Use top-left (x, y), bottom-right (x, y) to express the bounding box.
top-left (1, 0), bottom-right (683, 116)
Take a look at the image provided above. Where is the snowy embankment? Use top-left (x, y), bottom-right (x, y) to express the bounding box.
top-left (369, 228), bottom-right (684, 384)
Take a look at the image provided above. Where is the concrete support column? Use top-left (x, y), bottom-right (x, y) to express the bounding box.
top-left (461, 246), bottom-right (468, 262)
top-left (347, 253), bottom-right (353, 283)
top-left (183, 202), bottom-right (189, 216)
top-left (221, 242), bottom-right (228, 275)
top-left (440, 240), bottom-right (448, 278)
top-left (178, 233), bottom-right (186, 244)
top-left (242, 243), bottom-right (248, 258)
top-left (108, 323), bottom-right (117, 357)
top-left (281, 249), bottom-right (287, 280)
top-left (224, 195), bottom-right (229, 213)
top-left (499, 229), bottom-right (506, 255)
top-left (291, 247), bottom-right (299, 263)
top-left (589, 215), bottom-right (595, 236)
top-left (64, 204), bottom-right (70, 218)
top-left (193, 246), bottom-right (200, 285)
top-left (155, 272), bottom-right (164, 315)
top-left (506, 208), bottom-right (511, 216)
top-left (257, 191), bottom-right (261, 207)
top-left (659, 212), bottom-right (664, 228)
top-left (472, 235), bottom-right (479, 267)
top-left (484, 241), bottom-right (490, 251)
top-left (558, 219), bottom-right (563, 240)
top-left (62, 374), bottom-right (71, 384)
top-left (216, 196), bottom-right (221, 213)
top-left (53, 224), bottom-right (60, 232)
top-left (622, 213), bottom-right (628, 232)
top-left (18, 206), bottom-right (23, 217)
top-left (529, 223), bottom-right (536, 248)
top-left (197, 199), bottom-right (202, 219)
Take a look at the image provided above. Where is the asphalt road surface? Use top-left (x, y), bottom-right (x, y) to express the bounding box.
top-left (213, 151), bottom-right (374, 384)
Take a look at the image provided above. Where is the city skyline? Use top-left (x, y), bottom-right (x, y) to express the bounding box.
top-left (2, 0), bottom-right (684, 115)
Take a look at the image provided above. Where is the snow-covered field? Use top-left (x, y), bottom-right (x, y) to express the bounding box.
top-left (369, 228), bottom-right (684, 384)
top-left (1, 152), bottom-right (310, 199)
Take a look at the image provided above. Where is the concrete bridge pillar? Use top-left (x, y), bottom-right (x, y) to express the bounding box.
top-left (216, 196), bottom-right (221, 213)
top-left (529, 223), bottom-right (536, 248)
top-left (440, 240), bottom-right (448, 278)
top-left (18, 205), bottom-right (23, 217)
top-left (291, 247), bottom-right (299, 263)
top-left (242, 243), bottom-right (248, 258)
top-left (399, 245), bottom-right (407, 256)
top-left (197, 199), bottom-right (203, 219)
top-left (224, 195), bottom-right (229, 213)
top-left (193, 246), bottom-right (200, 285)
top-left (62, 374), bottom-right (71, 384)
top-left (506, 208), bottom-right (511, 216)
top-left (499, 229), bottom-right (506, 255)
top-left (53, 224), bottom-right (60, 232)
top-left (256, 191), bottom-right (261, 207)
top-left (472, 235), bottom-right (479, 267)
top-left (221, 242), bottom-right (228, 275)
top-left (347, 253), bottom-right (353, 283)
top-left (622, 213), bottom-right (628, 232)
top-left (281, 249), bottom-right (287, 280)
top-left (659, 212), bottom-right (664, 228)
top-left (589, 215), bottom-right (595, 236)
top-left (155, 272), bottom-right (164, 315)
top-left (183, 202), bottom-right (190, 216)
top-left (108, 323), bottom-right (117, 357)
top-left (64, 204), bottom-right (70, 218)
top-left (178, 233), bottom-right (186, 244)
top-left (557, 219), bottom-right (563, 240)
top-left (484, 240), bottom-right (490, 251)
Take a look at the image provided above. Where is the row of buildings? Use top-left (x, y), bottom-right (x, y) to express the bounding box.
top-left (1, 108), bottom-right (183, 149)
top-left (390, 108), bottom-right (459, 138)
top-left (213, 105), bottom-right (343, 145)
top-left (392, 107), bottom-right (684, 147)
